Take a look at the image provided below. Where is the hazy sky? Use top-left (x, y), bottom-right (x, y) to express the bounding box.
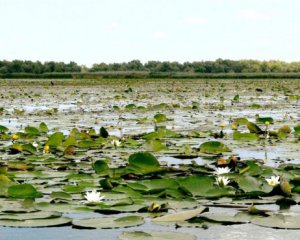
top-left (1, 0), bottom-right (300, 66)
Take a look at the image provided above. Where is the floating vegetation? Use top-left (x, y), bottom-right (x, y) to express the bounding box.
top-left (1, 79), bottom-right (300, 238)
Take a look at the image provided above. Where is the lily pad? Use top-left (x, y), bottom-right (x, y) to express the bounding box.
top-left (247, 122), bottom-right (263, 134)
top-left (93, 160), bottom-right (109, 174)
top-left (256, 117), bottom-right (274, 124)
top-left (25, 126), bottom-right (40, 136)
top-left (0, 211), bottom-right (61, 220)
top-left (127, 152), bottom-right (160, 174)
top-left (46, 132), bottom-right (64, 147)
top-left (236, 176), bottom-right (272, 194)
top-left (0, 217), bottom-right (72, 228)
top-left (199, 141), bottom-right (230, 154)
top-left (8, 184), bottom-right (42, 199)
top-left (233, 131), bottom-right (258, 141)
top-left (153, 113), bottom-right (167, 123)
top-left (39, 122), bottom-right (49, 133)
top-left (0, 125), bottom-right (9, 133)
top-left (178, 175), bottom-right (234, 197)
top-left (252, 214), bottom-right (300, 229)
top-left (72, 215), bottom-right (144, 229)
top-left (146, 139), bottom-right (168, 152)
top-left (153, 207), bottom-right (207, 222)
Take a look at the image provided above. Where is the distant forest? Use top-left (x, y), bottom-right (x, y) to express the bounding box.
top-left (2, 59), bottom-right (300, 74)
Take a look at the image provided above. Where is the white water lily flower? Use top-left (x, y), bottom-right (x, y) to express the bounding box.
top-left (214, 167), bottom-right (231, 175)
top-left (84, 190), bottom-right (105, 203)
top-left (265, 176), bottom-right (280, 186)
top-left (216, 176), bottom-right (230, 187)
top-left (32, 142), bottom-right (38, 148)
top-left (111, 139), bottom-right (121, 148)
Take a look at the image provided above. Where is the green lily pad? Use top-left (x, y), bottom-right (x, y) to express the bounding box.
top-left (0, 217), bottom-right (72, 228)
top-left (50, 191), bottom-right (72, 200)
top-left (178, 175), bottom-right (234, 197)
top-left (201, 211), bottom-right (251, 224)
top-left (294, 125), bottom-right (300, 134)
top-left (0, 125), bottom-right (9, 133)
top-left (25, 126), bottom-right (40, 136)
top-left (153, 207), bottom-right (207, 222)
top-left (233, 131), bottom-right (258, 141)
top-left (39, 122), bottom-right (49, 133)
top-left (256, 117), bottom-right (274, 124)
top-left (154, 113), bottom-right (167, 123)
top-left (234, 118), bottom-right (248, 125)
top-left (199, 141), bottom-right (230, 154)
top-left (46, 132), bottom-right (64, 147)
top-left (8, 184), bottom-right (42, 199)
top-left (252, 214), bottom-right (300, 229)
top-left (177, 176), bottom-right (211, 196)
top-left (278, 125), bottom-right (291, 134)
top-left (236, 176), bottom-right (272, 194)
top-left (247, 122), bottom-right (263, 134)
top-left (35, 202), bottom-right (92, 213)
top-left (127, 152), bottom-right (160, 174)
top-left (139, 179), bottom-right (178, 193)
top-left (0, 211), bottom-right (61, 220)
top-left (22, 143), bottom-right (37, 154)
top-left (146, 139), bottom-right (168, 152)
top-left (72, 215), bottom-right (144, 229)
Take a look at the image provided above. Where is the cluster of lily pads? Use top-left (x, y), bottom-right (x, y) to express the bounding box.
top-left (0, 116), bottom-right (300, 236)
top-left (1, 78), bottom-right (300, 239)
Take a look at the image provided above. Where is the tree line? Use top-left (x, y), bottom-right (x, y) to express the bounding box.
top-left (2, 59), bottom-right (300, 74)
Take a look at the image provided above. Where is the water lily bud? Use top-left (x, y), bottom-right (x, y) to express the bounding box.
top-left (148, 203), bottom-right (161, 212)
top-left (280, 176), bottom-right (292, 196)
top-left (231, 124), bottom-right (237, 130)
top-left (265, 121), bottom-right (270, 126)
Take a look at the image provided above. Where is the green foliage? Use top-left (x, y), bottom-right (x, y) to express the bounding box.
top-left (93, 160), bottom-right (109, 174)
top-left (153, 113), bottom-right (167, 123)
top-left (46, 132), bottom-right (64, 147)
top-left (127, 152), bottom-right (160, 174)
top-left (199, 141), bottom-right (230, 154)
top-left (8, 184), bottom-right (41, 199)
top-left (256, 117), bottom-right (274, 124)
top-left (3, 59), bottom-right (300, 79)
top-left (39, 122), bottom-right (49, 133)
top-left (233, 131), bottom-right (258, 141)
top-left (25, 126), bottom-right (40, 136)
top-left (0, 125), bottom-right (9, 133)
top-left (247, 122), bottom-right (263, 134)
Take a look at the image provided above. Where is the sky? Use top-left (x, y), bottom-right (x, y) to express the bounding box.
top-left (1, 0), bottom-right (300, 66)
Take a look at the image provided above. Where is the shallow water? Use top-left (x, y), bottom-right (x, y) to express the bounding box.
top-left (1, 79), bottom-right (300, 239)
